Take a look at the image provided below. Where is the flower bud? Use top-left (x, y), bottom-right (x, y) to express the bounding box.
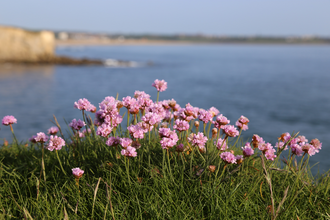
top-left (208, 165), bottom-right (216, 173)
top-left (116, 101), bottom-right (124, 109)
top-left (72, 168), bottom-right (84, 179)
top-left (194, 121), bottom-right (200, 128)
top-left (161, 122), bottom-right (168, 128)
top-left (212, 128), bottom-right (218, 139)
top-left (168, 100), bottom-right (176, 108)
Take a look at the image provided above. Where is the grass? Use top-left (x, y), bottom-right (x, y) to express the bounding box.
top-left (1, 126), bottom-right (330, 219)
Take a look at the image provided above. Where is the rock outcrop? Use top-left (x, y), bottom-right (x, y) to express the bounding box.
top-left (0, 25), bottom-right (142, 67)
top-left (0, 25), bottom-right (55, 62)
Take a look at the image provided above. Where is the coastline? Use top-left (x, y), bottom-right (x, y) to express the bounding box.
top-left (55, 39), bottom-right (330, 47)
top-left (55, 39), bottom-right (193, 46)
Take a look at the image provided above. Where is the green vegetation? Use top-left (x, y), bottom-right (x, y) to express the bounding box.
top-left (1, 80), bottom-right (329, 219)
top-left (1, 128), bottom-right (330, 219)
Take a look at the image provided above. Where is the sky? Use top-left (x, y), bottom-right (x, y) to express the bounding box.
top-left (1, 0), bottom-right (330, 36)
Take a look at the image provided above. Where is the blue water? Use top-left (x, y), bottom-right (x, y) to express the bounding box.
top-left (1, 44), bottom-right (330, 174)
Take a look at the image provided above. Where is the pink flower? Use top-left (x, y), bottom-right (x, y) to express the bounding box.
top-left (215, 138), bottom-right (228, 151)
top-left (106, 137), bottom-right (121, 147)
top-left (137, 96), bottom-right (153, 110)
top-left (258, 142), bottom-right (273, 153)
top-left (121, 146), bottom-right (137, 157)
top-left (127, 124), bottom-right (145, 139)
top-left (213, 114), bottom-right (230, 129)
top-left (223, 125), bottom-right (239, 137)
top-left (146, 103), bottom-right (166, 120)
top-left (99, 96), bottom-right (120, 118)
top-left (129, 102), bottom-right (140, 114)
top-left (159, 128), bottom-right (179, 149)
top-left (69, 119), bottom-right (86, 131)
top-left (137, 121), bottom-right (153, 133)
top-left (104, 114), bottom-right (123, 128)
top-left (235, 121), bottom-right (248, 131)
top-left (2, 115), bottom-right (17, 126)
top-left (120, 138), bottom-right (133, 148)
top-left (264, 148), bottom-right (277, 161)
top-left (242, 143), bottom-right (254, 157)
top-left (47, 135), bottom-right (65, 151)
top-left (96, 123), bottom-right (113, 137)
top-left (134, 91), bottom-right (150, 99)
top-left (252, 134), bottom-right (265, 149)
top-left (29, 135), bottom-right (37, 143)
top-left (47, 126), bottom-right (59, 135)
top-left (301, 144), bottom-right (316, 156)
top-left (208, 107), bottom-right (219, 117)
top-left (160, 137), bottom-right (178, 149)
top-left (152, 79), bottom-right (167, 92)
top-left (220, 152), bottom-right (237, 164)
top-left (182, 103), bottom-right (199, 121)
top-left (198, 109), bottom-right (213, 124)
top-left (72, 167), bottom-right (84, 178)
top-left (142, 112), bottom-right (162, 126)
top-left (173, 119), bottom-right (190, 132)
top-left (159, 128), bottom-right (171, 138)
top-left (188, 132), bottom-right (208, 149)
top-left (238, 115), bottom-right (249, 125)
top-left (279, 132), bottom-right (291, 143)
top-left (310, 138), bottom-right (322, 153)
top-left (74, 98), bottom-right (96, 112)
top-left (34, 132), bottom-right (49, 143)
top-left (159, 100), bottom-right (171, 109)
top-left (296, 136), bottom-right (308, 144)
top-left (291, 144), bottom-right (304, 156)
top-left (275, 141), bottom-right (288, 150)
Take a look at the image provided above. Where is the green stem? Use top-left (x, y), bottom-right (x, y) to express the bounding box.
top-left (127, 110), bottom-right (130, 129)
top-left (156, 91), bottom-right (160, 103)
top-left (9, 124), bottom-right (19, 146)
top-left (206, 122), bottom-right (212, 139)
top-left (126, 157), bottom-right (131, 186)
top-left (41, 143), bottom-right (46, 183)
top-left (56, 150), bottom-right (67, 175)
top-left (233, 128), bottom-right (243, 148)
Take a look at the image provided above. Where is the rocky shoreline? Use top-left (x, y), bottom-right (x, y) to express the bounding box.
top-left (0, 55), bottom-right (143, 67)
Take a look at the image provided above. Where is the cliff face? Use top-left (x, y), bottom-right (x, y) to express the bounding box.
top-left (0, 25), bottom-right (55, 61)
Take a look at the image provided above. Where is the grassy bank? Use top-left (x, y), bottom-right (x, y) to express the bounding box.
top-left (1, 80), bottom-right (329, 219)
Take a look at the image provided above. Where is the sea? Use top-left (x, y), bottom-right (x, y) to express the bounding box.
top-left (1, 44), bottom-right (330, 174)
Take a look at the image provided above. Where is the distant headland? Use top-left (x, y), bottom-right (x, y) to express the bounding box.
top-left (55, 31), bottom-right (330, 46)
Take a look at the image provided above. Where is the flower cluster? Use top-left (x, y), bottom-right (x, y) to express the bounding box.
top-left (2, 115), bottom-right (17, 126)
top-left (121, 146), bottom-right (137, 157)
top-left (152, 79), bottom-right (167, 92)
top-left (188, 132), bottom-right (208, 152)
top-left (159, 128), bottom-right (179, 149)
top-left (47, 135), bottom-right (65, 151)
top-left (74, 98), bottom-right (96, 112)
top-left (173, 119), bottom-right (189, 132)
top-left (69, 119), bottom-right (86, 131)
top-left (3, 78), bottom-right (323, 184)
top-left (47, 126), bottom-right (59, 135)
top-left (275, 133), bottom-right (322, 157)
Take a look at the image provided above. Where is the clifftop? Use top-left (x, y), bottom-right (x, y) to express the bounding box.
top-left (0, 25), bottom-right (55, 62)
